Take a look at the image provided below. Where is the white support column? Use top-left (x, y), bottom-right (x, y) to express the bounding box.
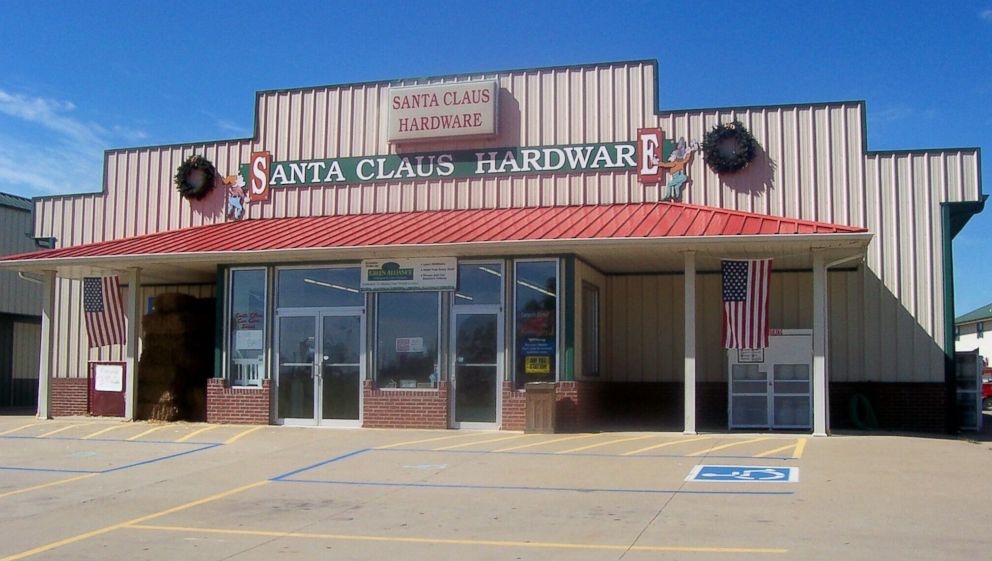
top-left (124, 267), bottom-right (141, 421)
top-left (812, 251), bottom-right (829, 436)
top-left (36, 270), bottom-right (56, 419)
top-left (684, 250), bottom-right (697, 435)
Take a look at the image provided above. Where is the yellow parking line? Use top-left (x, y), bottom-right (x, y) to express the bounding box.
top-left (493, 433), bottom-right (597, 452)
top-left (224, 426), bottom-right (263, 445)
top-left (0, 473), bottom-right (98, 500)
top-left (558, 434), bottom-right (658, 454)
top-left (127, 425), bottom-right (165, 441)
top-left (792, 438), bottom-right (807, 459)
top-left (125, 524), bottom-right (787, 554)
top-left (0, 422), bottom-right (42, 436)
top-left (37, 423), bottom-right (86, 438)
top-left (434, 433), bottom-right (530, 450)
top-left (81, 424), bottom-right (130, 440)
top-left (686, 437), bottom-right (771, 457)
top-left (753, 442), bottom-right (798, 458)
top-left (176, 425), bottom-right (219, 443)
top-left (622, 436), bottom-right (710, 456)
top-left (0, 480), bottom-right (269, 561)
top-left (377, 432), bottom-right (493, 449)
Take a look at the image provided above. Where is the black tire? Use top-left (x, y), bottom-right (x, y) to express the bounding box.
top-left (983, 397), bottom-right (992, 412)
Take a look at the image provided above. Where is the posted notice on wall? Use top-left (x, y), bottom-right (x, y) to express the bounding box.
top-left (94, 364), bottom-right (124, 393)
top-left (361, 257), bottom-right (457, 291)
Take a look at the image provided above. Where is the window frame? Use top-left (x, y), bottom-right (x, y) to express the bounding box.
top-left (581, 281), bottom-right (600, 378)
top-left (978, 322), bottom-right (985, 339)
top-left (511, 258), bottom-right (560, 390)
top-left (225, 266), bottom-right (268, 388)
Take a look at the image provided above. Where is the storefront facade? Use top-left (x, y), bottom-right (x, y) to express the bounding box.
top-left (1, 59), bottom-right (984, 433)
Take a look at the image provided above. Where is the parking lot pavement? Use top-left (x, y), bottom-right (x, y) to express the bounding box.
top-left (0, 416), bottom-right (990, 560)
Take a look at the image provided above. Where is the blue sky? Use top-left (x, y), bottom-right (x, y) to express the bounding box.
top-left (0, 0), bottom-right (990, 312)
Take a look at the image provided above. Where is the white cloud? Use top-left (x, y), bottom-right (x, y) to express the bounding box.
top-left (982, 9), bottom-right (992, 22)
top-left (0, 89), bottom-right (146, 196)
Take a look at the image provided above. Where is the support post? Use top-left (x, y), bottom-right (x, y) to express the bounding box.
top-left (812, 251), bottom-right (829, 436)
top-left (36, 270), bottom-right (56, 419)
top-left (684, 250), bottom-right (697, 435)
top-left (124, 267), bottom-right (141, 421)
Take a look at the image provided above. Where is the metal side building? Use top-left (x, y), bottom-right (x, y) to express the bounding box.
top-left (0, 59), bottom-right (984, 434)
top-left (0, 192), bottom-right (42, 410)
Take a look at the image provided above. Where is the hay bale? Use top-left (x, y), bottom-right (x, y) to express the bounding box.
top-left (142, 313), bottom-right (203, 336)
top-left (153, 293), bottom-right (198, 313)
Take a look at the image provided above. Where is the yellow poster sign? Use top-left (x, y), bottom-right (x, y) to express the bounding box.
top-left (525, 356), bottom-right (551, 375)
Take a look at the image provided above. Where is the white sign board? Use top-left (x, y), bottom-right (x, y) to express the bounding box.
top-left (361, 258), bottom-right (457, 291)
top-left (235, 329), bottom-right (264, 351)
top-left (94, 364), bottom-right (124, 393)
top-left (395, 337), bottom-right (425, 353)
top-left (386, 80), bottom-right (498, 142)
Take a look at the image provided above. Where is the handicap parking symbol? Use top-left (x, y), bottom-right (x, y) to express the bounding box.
top-left (686, 465), bottom-right (798, 483)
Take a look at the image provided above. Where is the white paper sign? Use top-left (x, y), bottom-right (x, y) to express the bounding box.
top-left (361, 257), bottom-right (457, 291)
top-left (235, 329), bottom-right (264, 350)
top-left (94, 364), bottom-right (124, 393)
top-left (395, 337), bottom-right (425, 353)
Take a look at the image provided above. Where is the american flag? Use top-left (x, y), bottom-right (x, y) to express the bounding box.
top-left (83, 276), bottom-right (126, 348)
top-left (722, 259), bottom-right (772, 349)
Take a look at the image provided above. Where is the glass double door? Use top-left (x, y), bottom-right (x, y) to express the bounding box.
top-left (276, 310), bottom-right (364, 426)
top-left (450, 308), bottom-right (501, 428)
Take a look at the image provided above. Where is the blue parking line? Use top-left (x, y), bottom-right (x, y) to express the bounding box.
top-left (375, 447), bottom-right (796, 461)
top-left (100, 443), bottom-right (221, 473)
top-left (0, 438), bottom-right (223, 475)
top-left (0, 435), bottom-right (219, 446)
top-left (274, 478), bottom-right (794, 496)
top-left (271, 448), bottom-right (372, 481)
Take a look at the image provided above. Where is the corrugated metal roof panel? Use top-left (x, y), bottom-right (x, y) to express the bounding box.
top-left (1, 202), bottom-right (867, 263)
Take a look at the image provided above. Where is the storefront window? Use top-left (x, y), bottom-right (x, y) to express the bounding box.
top-left (228, 268), bottom-right (266, 387)
top-left (375, 292), bottom-right (440, 388)
top-left (514, 260), bottom-right (558, 389)
top-left (455, 262), bottom-right (503, 305)
top-left (277, 267), bottom-right (363, 308)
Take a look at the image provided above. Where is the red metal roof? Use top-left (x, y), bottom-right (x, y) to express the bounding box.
top-left (1, 202), bottom-right (867, 262)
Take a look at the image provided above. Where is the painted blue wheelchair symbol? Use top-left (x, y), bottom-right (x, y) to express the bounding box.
top-left (686, 465), bottom-right (798, 483)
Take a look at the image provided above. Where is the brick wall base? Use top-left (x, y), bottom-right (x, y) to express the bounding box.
top-left (206, 378), bottom-right (271, 424)
top-left (829, 382), bottom-right (947, 433)
top-left (362, 381), bottom-right (449, 429)
top-left (50, 378), bottom-right (88, 417)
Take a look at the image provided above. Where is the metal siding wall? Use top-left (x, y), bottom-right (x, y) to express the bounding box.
top-left (30, 61), bottom-right (982, 384)
top-left (605, 271), bottom-right (859, 384)
top-left (0, 206), bottom-right (42, 316)
top-left (12, 321), bottom-right (40, 380)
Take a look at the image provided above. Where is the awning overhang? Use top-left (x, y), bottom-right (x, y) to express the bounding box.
top-left (0, 203), bottom-right (873, 283)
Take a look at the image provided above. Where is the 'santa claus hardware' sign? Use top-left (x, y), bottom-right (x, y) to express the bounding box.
top-left (238, 130), bottom-right (690, 209)
top-left (386, 80), bottom-right (499, 142)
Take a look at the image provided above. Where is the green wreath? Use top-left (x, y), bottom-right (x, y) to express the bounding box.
top-left (174, 155), bottom-right (216, 200)
top-left (702, 121), bottom-right (758, 174)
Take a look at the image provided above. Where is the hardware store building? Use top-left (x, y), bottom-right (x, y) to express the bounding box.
top-left (0, 60), bottom-right (984, 434)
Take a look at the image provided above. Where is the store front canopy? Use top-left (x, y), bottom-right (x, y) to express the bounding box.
top-left (0, 202), bottom-right (871, 283)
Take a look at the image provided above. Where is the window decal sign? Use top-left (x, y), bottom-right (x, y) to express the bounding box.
top-left (361, 258), bottom-right (457, 292)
